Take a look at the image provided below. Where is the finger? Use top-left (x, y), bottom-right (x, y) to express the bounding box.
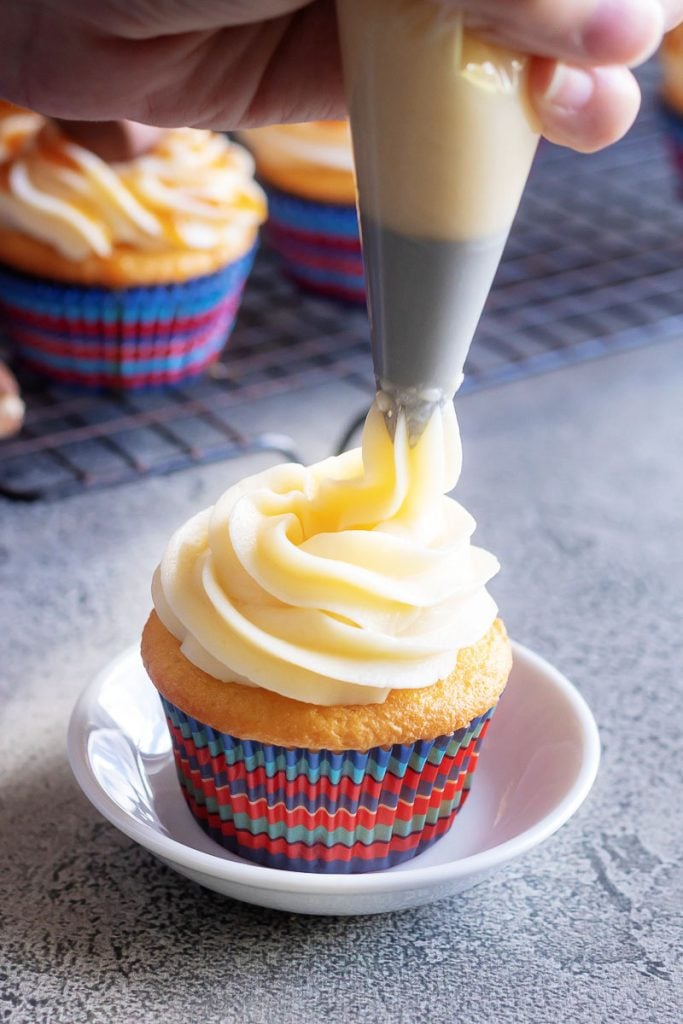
top-left (662, 0), bottom-right (683, 29)
top-left (529, 59), bottom-right (641, 152)
top-left (239, 0), bottom-right (345, 124)
top-left (34, 0), bottom-right (316, 37)
top-left (0, 0), bottom-right (343, 127)
top-left (459, 0), bottom-right (664, 68)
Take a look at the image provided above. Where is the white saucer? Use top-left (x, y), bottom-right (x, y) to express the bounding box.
top-left (67, 642), bottom-right (600, 916)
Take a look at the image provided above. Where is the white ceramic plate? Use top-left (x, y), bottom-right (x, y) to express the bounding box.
top-left (67, 642), bottom-right (600, 916)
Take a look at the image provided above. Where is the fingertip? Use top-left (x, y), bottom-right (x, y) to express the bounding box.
top-left (464, 0), bottom-right (666, 70)
top-left (530, 61), bottom-right (641, 153)
top-left (581, 0), bottom-right (664, 66)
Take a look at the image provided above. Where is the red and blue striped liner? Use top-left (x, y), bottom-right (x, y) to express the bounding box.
top-left (264, 186), bottom-right (365, 304)
top-left (659, 98), bottom-right (683, 196)
top-left (0, 246), bottom-right (255, 390)
top-left (161, 695), bottom-right (494, 873)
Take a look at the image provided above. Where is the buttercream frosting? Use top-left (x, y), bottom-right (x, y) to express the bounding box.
top-left (0, 103), bottom-right (44, 164)
top-left (153, 398), bottom-right (499, 707)
top-left (0, 125), bottom-right (265, 261)
top-left (240, 121), bottom-right (354, 175)
top-left (238, 120), bottom-right (356, 204)
top-left (337, 0), bottom-right (538, 240)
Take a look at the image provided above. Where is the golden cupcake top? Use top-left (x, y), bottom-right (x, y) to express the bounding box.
top-left (151, 397), bottom-right (499, 708)
top-left (143, 612), bottom-right (510, 749)
top-left (0, 118), bottom-right (266, 280)
top-left (239, 120), bottom-right (357, 206)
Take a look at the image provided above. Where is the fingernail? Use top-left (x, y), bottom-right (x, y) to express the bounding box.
top-left (543, 64), bottom-right (595, 113)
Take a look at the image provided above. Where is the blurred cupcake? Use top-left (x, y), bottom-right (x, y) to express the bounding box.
top-left (0, 119), bottom-right (266, 389)
top-left (240, 121), bottom-right (364, 302)
top-left (660, 26), bottom-right (683, 194)
top-left (0, 360), bottom-right (24, 439)
top-left (0, 102), bottom-right (44, 163)
top-left (142, 398), bottom-right (511, 873)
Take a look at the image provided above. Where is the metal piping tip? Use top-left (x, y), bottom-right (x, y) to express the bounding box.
top-left (376, 381), bottom-right (460, 444)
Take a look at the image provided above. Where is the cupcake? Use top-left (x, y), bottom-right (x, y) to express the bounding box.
top-left (239, 121), bottom-right (364, 302)
top-left (0, 119), bottom-right (266, 389)
top-left (0, 359), bottom-right (24, 438)
top-left (142, 397), bottom-right (512, 873)
top-left (660, 26), bottom-right (683, 194)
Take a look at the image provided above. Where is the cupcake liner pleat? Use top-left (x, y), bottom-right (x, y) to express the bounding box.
top-left (0, 246), bottom-right (255, 390)
top-left (264, 186), bottom-right (365, 304)
top-left (161, 696), bottom-right (495, 874)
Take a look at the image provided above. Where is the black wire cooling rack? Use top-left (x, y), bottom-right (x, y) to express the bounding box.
top-left (1, 63), bottom-right (680, 501)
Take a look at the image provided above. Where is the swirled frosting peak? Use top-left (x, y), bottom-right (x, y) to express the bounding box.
top-left (0, 124), bottom-right (265, 260)
top-left (153, 398), bottom-right (499, 706)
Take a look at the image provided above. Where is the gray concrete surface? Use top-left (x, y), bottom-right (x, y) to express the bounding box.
top-left (1, 339), bottom-right (682, 1024)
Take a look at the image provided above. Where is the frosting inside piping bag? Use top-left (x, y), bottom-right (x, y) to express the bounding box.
top-left (336, 0), bottom-right (540, 419)
top-left (153, 398), bottom-right (499, 706)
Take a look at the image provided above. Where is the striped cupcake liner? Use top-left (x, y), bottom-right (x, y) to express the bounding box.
top-left (659, 98), bottom-right (683, 196)
top-left (264, 186), bottom-right (365, 304)
top-left (0, 246), bottom-right (255, 390)
top-left (161, 695), bottom-right (495, 874)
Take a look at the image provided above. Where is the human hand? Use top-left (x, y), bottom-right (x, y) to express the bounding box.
top-left (0, 0), bottom-right (681, 152)
top-left (465, 0), bottom-right (683, 151)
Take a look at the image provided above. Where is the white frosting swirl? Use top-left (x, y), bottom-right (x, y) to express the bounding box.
top-left (153, 399), bottom-right (499, 706)
top-left (0, 105), bottom-right (44, 163)
top-left (240, 121), bottom-right (355, 174)
top-left (0, 126), bottom-right (265, 260)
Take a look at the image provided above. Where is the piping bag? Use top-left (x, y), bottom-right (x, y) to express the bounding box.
top-left (336, 0), bottom-right (540, 438)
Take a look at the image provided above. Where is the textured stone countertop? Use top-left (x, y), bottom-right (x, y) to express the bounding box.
top-left (1, 338), bottom-right (682, 1024)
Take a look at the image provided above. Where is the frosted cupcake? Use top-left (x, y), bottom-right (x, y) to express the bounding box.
top-left (660, 26), bottom-right (683, 194)
top-left (0, 120), bottom-right (266, 389)
top-left (239, 121), bottom-right (364, 302)
top-left (142, 398), bottom-right (511, 873)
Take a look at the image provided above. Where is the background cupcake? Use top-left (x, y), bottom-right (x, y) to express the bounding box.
top-left (0, 118), bottom-right (266, 389)
top-left (0, 103), bottom-right (40, 434)
top-left (660, 26), bottom-right (683, 194)
top-left (142, 399), bottom-right (512, 873)
top-left (0, 359), bottom-right (24, 438)
top-left (239, 121), bottom-right (364, 303)
top-left (0, 101), bottom-right (44, 163)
